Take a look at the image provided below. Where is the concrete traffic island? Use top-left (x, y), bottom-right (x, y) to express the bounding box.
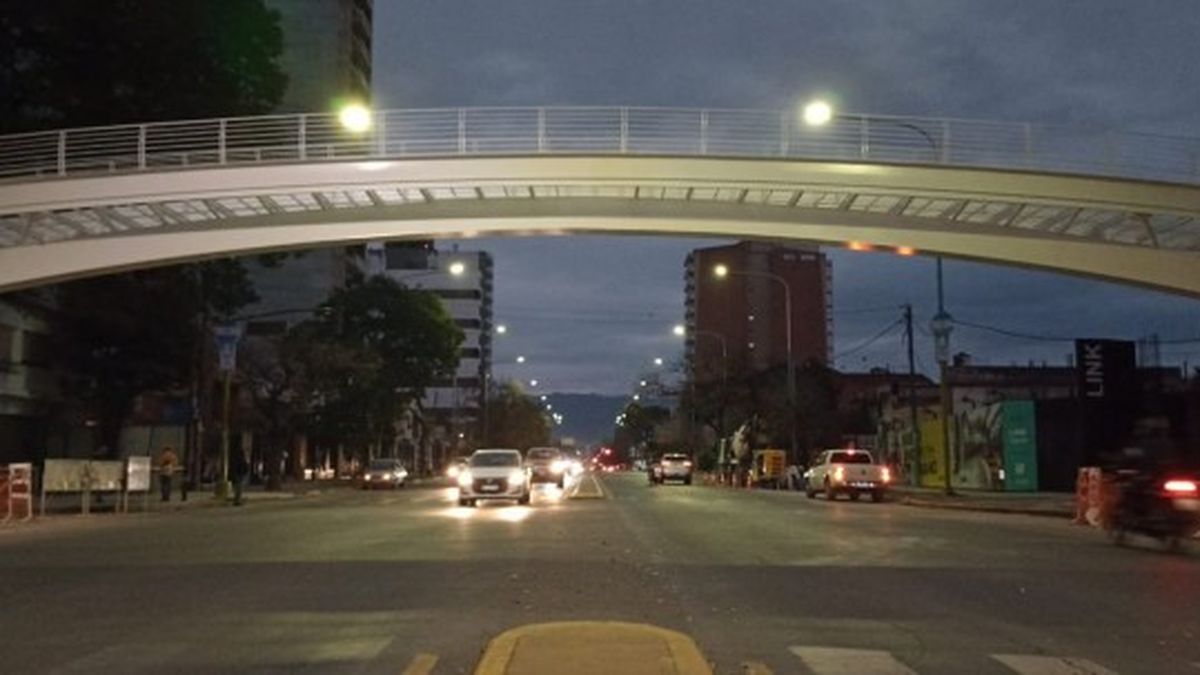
top-left (474, 621), bottom-right (712, 675)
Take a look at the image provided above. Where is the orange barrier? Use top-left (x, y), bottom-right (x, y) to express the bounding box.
top-left (1073, 467), bottom-right (1107, 527)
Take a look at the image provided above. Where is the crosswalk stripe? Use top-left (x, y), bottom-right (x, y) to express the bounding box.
top-left (789, 646), bottom-right (918, 675)
top-left (992, 654), bottom-right (1118, 675)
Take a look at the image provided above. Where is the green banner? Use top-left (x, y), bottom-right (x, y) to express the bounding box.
top-left (1001, 401), bottom-right (1038, 492)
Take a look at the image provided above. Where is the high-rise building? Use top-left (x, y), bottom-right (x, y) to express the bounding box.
top-left (373, 243), bottom-right (494, 465)
top-left (683, 241), bottom-right (832, 382)
top-left (244, 0), bottom-right (374, 320)
top-left (264, 0), bottom-right (373, 113)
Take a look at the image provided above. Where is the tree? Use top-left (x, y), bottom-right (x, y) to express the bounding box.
top-left (286, 276), bottom-right (464, 471)
top-left (4, 3), bottom-right (286, 457)
top-left (486, 382), bottom-right (552, 450)
top-left (0, 1), bottom-right (286, 133)
top-left (613, 401), bottom-right (671, 458)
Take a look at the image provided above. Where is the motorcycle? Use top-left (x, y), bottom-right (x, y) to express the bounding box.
top-left (1104, 469), bottom-right (1200, 552)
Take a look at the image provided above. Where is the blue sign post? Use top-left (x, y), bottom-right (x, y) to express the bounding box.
top-left (213, 323), bottom-right (242, 499)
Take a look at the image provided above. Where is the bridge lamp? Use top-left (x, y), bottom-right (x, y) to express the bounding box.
top-left (803, 100), bottom-right (835, 126)
top-left (338, 103), bottom-right (373, 133)
top-left (447, 261), bottom-right (466, 276)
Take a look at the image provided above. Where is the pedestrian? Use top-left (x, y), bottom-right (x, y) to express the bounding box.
top-left (157, 445), bottom-right (179, 502)
top-left (230, 448), bottom-right (250, 506)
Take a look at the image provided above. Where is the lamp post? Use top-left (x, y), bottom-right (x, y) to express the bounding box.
top-left (400, 260), bottom-right (467, 473)
top-left (674, 324), bottom-right (728, 465)
top-left (713, 264), bottom-right (797, 466)
top-left (929, 259), bottom-right (955, 495)
top-left (802, 99), bottom-right (946, 163)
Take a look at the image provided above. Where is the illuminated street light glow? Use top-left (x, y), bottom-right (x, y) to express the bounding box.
top-left (496, 325), bottom-right (508, 334)
top-left (673, 324), bottom-right (686, 337)
top-left (338, 103), bottom-right (373, 133)
top-left (654, 357), bottom-right (664, 367)
top-left (516, 355), bottom-right (526, 364)
top-left (803, 100), bottom-right (834, 126)
top-left (529, 379), bottom-right (538, 387)
top-left (448, 261), bottom-right (466, 276)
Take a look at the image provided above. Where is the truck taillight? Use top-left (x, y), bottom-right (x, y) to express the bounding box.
top-left (1164, 479), bottom-right (1198, 495)
top-left (833, 466), bottom-right (845, 482)
top-left (881, 467), bottom-right (892, 483)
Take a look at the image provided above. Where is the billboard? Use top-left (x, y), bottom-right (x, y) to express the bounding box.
top-left (1074, 339), bottom-right (1137, 464)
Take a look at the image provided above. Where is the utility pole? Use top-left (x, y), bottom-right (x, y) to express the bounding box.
top-left (904, 304), bottom-right (921, 486)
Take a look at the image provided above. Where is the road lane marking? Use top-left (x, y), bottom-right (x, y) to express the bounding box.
top-left (789, 646), bottom-right (917, 675)
top-left (992, 654), bottom-right (1118, 675)
top-left (401, 652), bottom-right (438, 675)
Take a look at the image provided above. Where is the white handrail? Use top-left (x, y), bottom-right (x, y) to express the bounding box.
top-left (0, 106), bottom-right (1196, 185)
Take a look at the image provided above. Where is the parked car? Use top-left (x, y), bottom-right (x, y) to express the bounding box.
top-left (456, 448), bottom-right (531, 507)
top-left (525, 446), bottom-right (567, 488)
top-left (652, 453), bottom-right (694, 485)
top-left (359, 458), bottom-right (408, 490)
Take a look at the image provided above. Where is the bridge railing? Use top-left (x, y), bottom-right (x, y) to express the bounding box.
top-left (0, 106), bottom-right (1197, 185)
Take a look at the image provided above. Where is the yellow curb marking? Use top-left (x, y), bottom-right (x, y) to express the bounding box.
top-left (401, 652), bottom-right (438, 675)
top-left (475, 621), bottom-right (711, 675)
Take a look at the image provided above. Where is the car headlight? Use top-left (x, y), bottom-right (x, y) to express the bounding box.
top-left (551, 460), bottom-right (566, 474)
top-left (508, 469), bottom-right (527, 485)
top-left (457, 471), bottom-right (473, 488)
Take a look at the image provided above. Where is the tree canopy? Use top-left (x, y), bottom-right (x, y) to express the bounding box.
top-left (0, 0), bottom-right (286, 132)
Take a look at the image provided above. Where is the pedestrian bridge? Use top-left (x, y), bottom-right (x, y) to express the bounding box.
top-left (1, 107), bottom-right (1198, 294)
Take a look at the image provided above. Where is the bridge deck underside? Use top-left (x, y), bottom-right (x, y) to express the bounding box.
top-left (0, 156), bottom-right (1198, 295)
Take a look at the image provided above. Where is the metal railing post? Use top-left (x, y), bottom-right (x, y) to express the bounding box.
top-left (138, 125), bottom-right (147, 169)
top-left (537, 108), bottom-right (546, 153)
top-left (780, 110), bottom-right (790, 156)
top-left (620, 107), bottom-right (629, 153)
top-left (299, 114), bottom-right (308, 161)
top-left (859, 116), bottom-right (869, 159)
top-left (700, 110), bottom-right (709, 155)
top-left (939, 120), bottom-right (951, 163)
top-left (57, 131), bottom-right (67, 176)
top-left (218, 119), bottom-right (227, 165)
top-left (458, 108), bottom-right (467, 154)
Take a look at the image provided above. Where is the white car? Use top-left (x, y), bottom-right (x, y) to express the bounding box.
top-left (456, 449), bottom-right (532, 507)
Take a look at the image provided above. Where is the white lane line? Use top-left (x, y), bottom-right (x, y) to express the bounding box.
top-left (992, 654), bottom-right (1118, 675)
top-left (789, 646), bottom-right (917, 675)
top-left (400, 652), bottom-right (438, 675)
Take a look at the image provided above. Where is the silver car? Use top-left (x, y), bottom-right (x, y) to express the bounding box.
top-left (456, 449), bottom-right (532, 507)
top-left (359, 458), bottom-right (408, 490)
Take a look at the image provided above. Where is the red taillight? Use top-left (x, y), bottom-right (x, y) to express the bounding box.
top-left (1163, 479), bottom-right (1198, 495)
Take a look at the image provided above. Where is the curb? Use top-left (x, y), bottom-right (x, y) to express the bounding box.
top-left (900, 497), bottom-right (1073, 518)
top-left (474, 621), bottom-right (711, 675)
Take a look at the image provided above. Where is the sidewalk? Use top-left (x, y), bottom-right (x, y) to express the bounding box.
top-left (891, 485), bottom-right (1076, 518)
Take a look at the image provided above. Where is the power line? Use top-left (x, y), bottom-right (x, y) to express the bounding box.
top-left (835, 318), bottom-right (904, 362)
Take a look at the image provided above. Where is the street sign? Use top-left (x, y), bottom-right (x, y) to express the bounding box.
top-left (214, 323), bottom-right (242, 373)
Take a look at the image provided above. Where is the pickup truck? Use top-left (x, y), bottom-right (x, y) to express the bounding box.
top-left (804, 449), bottom-right (892, 502)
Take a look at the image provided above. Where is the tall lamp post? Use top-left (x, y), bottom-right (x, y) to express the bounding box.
top-left (400, 260), bottom-right (467, 473)
top-left (929, 259), bottom-right (955, 495)
top-left (713, 264), bottom-right (796, 466)
top-left (674, 324), bottom-right (728, 466)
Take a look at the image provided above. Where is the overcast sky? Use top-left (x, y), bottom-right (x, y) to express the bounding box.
top-left (372, 1), bottom-right (1200, 395)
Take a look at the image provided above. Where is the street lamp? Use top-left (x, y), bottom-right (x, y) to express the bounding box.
top-left (930, 259), bottom-right (955, 495)
top-left (802, 99), bottom-right (946, 163)
top-left (713, 263), bottom-right (797, 466)
top-left (338, 102), bottom-right (372, 133)
top-left (674, 323), bottom-right (728, 468)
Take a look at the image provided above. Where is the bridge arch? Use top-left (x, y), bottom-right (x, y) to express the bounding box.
top-left (1, 107), bottom-right (1198, 294)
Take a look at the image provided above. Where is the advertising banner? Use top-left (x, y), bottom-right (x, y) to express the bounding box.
top-left (1001, 401), bottom-right (1039, 492)
top-left (1074, 339), bottom-right (1137, 464)
top-left (918, 416), bottom-right (947, 488)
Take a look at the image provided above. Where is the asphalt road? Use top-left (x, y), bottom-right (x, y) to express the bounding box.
top-left (0, 472), bottom-right (1197, 674)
